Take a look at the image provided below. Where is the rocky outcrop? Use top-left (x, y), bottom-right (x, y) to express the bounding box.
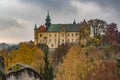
top-left (0, 55), bottom-right (42, 80)
top-left (6, 63), bottom-right (43, 80)
top-left (0, 55), bottom-right (6, 80)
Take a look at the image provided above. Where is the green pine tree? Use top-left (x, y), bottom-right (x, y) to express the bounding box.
top-left (43, 45), bottom-right (54, 80)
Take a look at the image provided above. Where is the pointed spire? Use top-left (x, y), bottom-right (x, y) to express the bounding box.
top-left (73, 19), bottom-right (76, 24)
top-left (46, 11), bottom-right (50, 19)
top-left (34, 24), bottom-right (37, 30)
top-left (45, 11), bottom-right (51, 29)
top-left (83, 19), bottom-right (87, 23)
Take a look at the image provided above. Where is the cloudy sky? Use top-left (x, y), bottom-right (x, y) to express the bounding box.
top-left (0, 0), bottom-right (120, 44)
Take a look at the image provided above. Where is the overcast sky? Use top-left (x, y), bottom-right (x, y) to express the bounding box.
top-left (0, 0), bottom-right (120, 43)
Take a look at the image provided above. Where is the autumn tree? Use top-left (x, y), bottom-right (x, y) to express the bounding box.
top-left (5, 42), bottom-right (45, 73)
top-left (0, 48), bottom-right (9, 70)
top-left (79, 20), bottom-right (91, 45)
top-left (52, 44), bottom-right (70, 67)
top-left (88, 19), bottom-right (107, 39)
top-left (103, 23), bottom-right (119, 45)
top-left (88, 37), bottom-right (101, 46)
top-left (86, 60), bottom-right (119, 80)
top-left (54, 45), bottom-right (95, 80)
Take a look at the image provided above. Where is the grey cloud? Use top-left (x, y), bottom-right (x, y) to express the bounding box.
top-left (20, 0), bottom-right (120, 19)
top-left (82, 0), bottom-right (120, 10)
top-left (0, 16), bottom-right (23, 30)
top-left (21, 0), bottom-right (78, 15)
top-left (22, 0), bottom-right (70, 9)
top-left (16, 0), bottom-right (120, 28)
top-left (22, 0), bottom-right (120, 10)
top-left (74, 0), bottom-right (120, 27)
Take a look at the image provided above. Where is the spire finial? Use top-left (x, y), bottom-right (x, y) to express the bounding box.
top-left (46, 10), bottom-right (50, 19)
top-left (83, 19), bottom-right (86, 22)
top-left (73, 19), bottom-right (76, 24)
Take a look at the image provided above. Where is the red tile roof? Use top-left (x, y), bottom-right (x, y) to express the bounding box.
top-left (37, 25), bottom-right (46, 32)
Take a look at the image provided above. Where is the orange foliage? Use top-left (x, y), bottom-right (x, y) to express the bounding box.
top-left (54, 45), bottom-right (95, 80)
top-left (86, 60), bottom-right (119, 80)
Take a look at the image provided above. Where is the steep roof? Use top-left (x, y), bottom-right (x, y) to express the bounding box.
top-left (47, 24), bottom-right (80, 32)
top-left (38, 25), bottom-right (46, 32)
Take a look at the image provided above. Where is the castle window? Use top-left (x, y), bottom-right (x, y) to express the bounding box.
top-left (40, 34), bottom-right (42, 37)
top-left (62, 39), bottom-right (64, 43)
top-left (72, 33), bottom-right (74, 37)
top-left (58, 41), bottom-right (60, 45)
top-left (72, 39), bottom-right (74, 42)
top-left (76, 33), bottom-right (78, 37)
top-left (49, 34), bottom-right (51, 37)
top-left (55, 39), bottom-right (57, 44)
top-left (68, 39), bottom-right (70, 42)
top-left (51, 44), bottom-right (53, 47)
top-left (55, 34), bottom-right (57, 37)
top-left (49, 39), bottom-right (51, 42)
top-left (68, 33), bottom-right (70, 37)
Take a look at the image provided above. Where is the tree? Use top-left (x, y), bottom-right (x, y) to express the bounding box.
top-left (103, 23), bottom-right (119, 44)
top-left (89, 37), bottom-right (101, 46)
top-left (86, 60), bottom-right (119, 80)
top-left (88, 19), bottom-right (107, 39)
top-left (4, 42), bottom-right (44, 72)
top-left (0, 48), bottom-right (9, 70)
top-left (117, 32), bottom-right (120, 44)
top-left (43, 45), bottom-right (54, 80)
top-left (116, 59), bottom-right (120, 78)
top-left (54, 45), bottom-right (95, 80)
top-left (52, 44), bottom-right (69, 67)
top-left (79, 20), bottom-right (91, 45)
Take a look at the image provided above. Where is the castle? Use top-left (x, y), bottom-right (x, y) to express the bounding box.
top-left (34, 12), bottom-right (91, 48)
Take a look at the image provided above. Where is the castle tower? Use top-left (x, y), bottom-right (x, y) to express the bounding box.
top-left (45, 11), bottom-right (51, 30)
top-left (34, 24), bottom-right (38, 45)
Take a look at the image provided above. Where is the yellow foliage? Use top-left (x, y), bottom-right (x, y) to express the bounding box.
top-left (54, 45), bottom-right (95, 80)
top-left (4, 42), bottom-right (44, 71)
